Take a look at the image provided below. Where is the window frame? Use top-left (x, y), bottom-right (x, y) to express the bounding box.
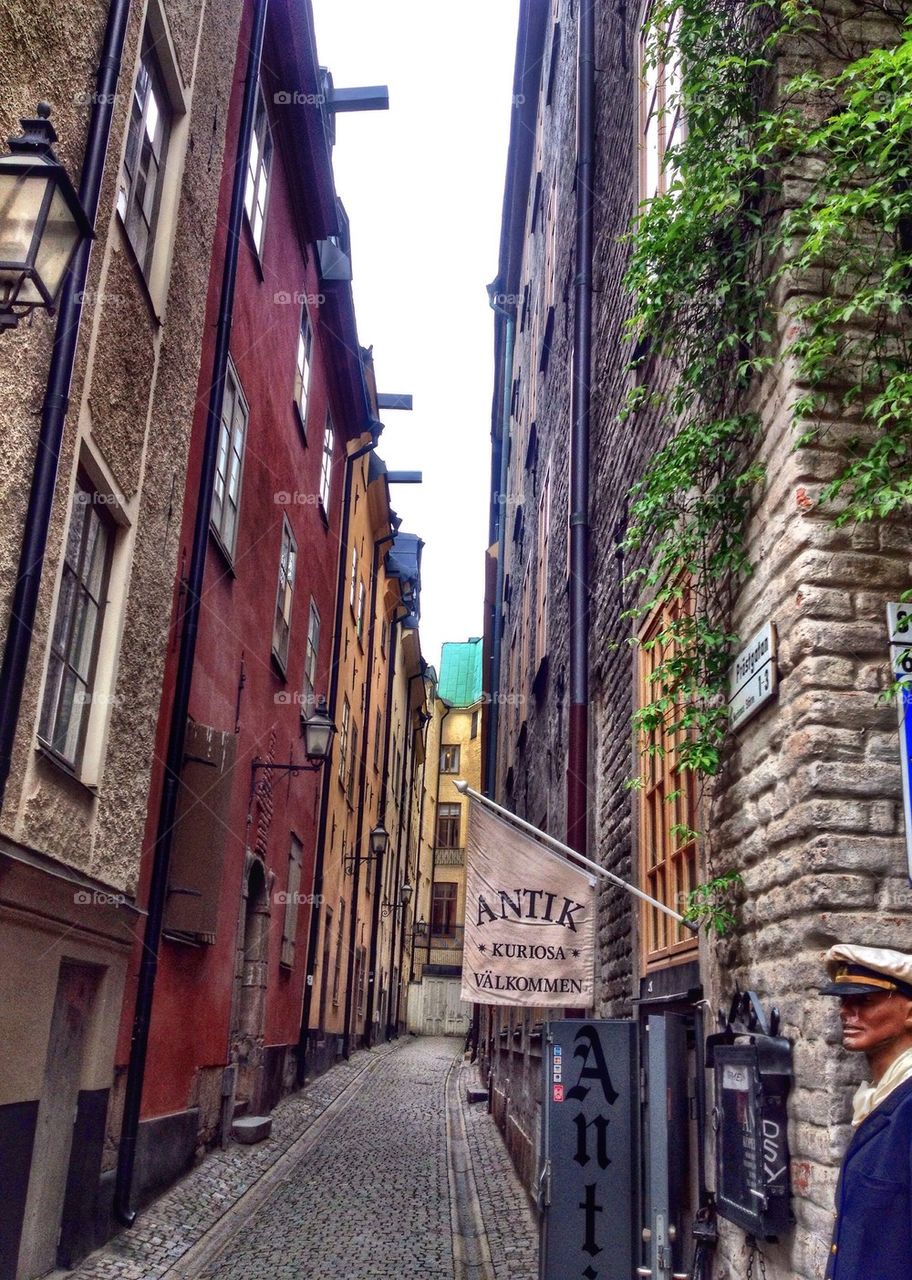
top-left (319, 413), bottom-right (334, 512)
top-left (244, 83), bottom-right (273, 255)
top-left (638, 4), bottom-right (684, 206)
top-left (280, 834), bottom-right (304, 967)
top-left (636, 584), bottom-right (700, 970)
top-left (302, 598), bottom-right (320, 710)
top-left (436, 802), bottom-right (461, 849)
top-left (272, 516), bottom-right (297, 674)
top-left (440, 744), bottom-right (461, 775)
top-left (294, 306), bottom-right (314, 435)
top-left (210, 360), bottom-right (248, 563)
top-left (117, 31), bottom-right (172, 279)
top-left (431, 881), bottom-right (458, 938)
top-left (338, 696), bottom-right (350, 785)
top-left (38, 473), bottom-right (116, 772)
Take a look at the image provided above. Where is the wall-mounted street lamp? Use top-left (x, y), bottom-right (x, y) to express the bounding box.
top-left (251, 697), bottom-right (336, 783)
top-left (381, 879), bottom-right (412, 919)
top-left (0, 103), bottom-right (93, 332)
top-left (343, 821), bottom-right (388, 875)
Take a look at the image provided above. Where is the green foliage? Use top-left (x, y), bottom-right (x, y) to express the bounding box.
top-left (624, 0), bottom-right (912, 928)
top-left (683, 871), bottom-right (745, 936)
top-left (625, 0), bottom-right (912, 782)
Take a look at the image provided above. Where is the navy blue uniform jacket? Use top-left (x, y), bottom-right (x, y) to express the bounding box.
top-left (826, 1076), bottom-right (912, 1279)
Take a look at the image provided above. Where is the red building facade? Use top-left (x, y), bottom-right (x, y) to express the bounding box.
top-left (113, 0), bottom-right (376, 1205)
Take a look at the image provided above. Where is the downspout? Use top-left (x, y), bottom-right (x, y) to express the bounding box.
top-left (296, 434), bottom-right (377, 1083)
top-left (392, 690), bottom-right (420, 1033)
top-left (113, 0), bottom-right (270, 1224)
top-left (342, 530), bottom-right (394, 1058)
top-left (567, 0), bottom-right (595, 855)
top-left (0, 0), bottom-right (131, 809)
top-left (427, 701), bottom-right (452, 970)
top-left (384, 667), bottom-right (414, 1038)
top-left (371, 612), bottom-right (400, 1038)
top-left (484, 303), bottom-right (515, 799)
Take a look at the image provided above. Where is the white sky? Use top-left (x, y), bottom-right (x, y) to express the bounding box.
top-left (311, 0), bottom-right (521, 673)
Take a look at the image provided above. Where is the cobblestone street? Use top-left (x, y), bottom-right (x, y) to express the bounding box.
top-left (61, 1037), bottom-right (538, 1280)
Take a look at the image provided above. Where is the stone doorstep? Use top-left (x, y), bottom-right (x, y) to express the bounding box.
top-left (229, 1113), bottom-right (272, 1144)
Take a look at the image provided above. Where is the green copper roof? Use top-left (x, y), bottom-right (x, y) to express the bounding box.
top-left (437, 637), bottom-right (483, 707)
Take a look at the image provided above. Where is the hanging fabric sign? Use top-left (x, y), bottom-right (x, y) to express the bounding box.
top-left (461, 798), bottom-right (596, 1007)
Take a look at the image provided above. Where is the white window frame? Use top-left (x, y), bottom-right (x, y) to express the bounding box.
top-left (211, 361), bottom-right (248, 561)
top-left (320, 414), bottom-right (334, 511)
top-left (338, 696), bottom-right (350, 784)
top-left (638, 5), bottom-right (683, 205)
top-left (117, 31), bottom-right (172, 278)
top-left (302, 598), bottom-right (320, 708)
top-left (294, 307), bottom-right (314, 433)
top-left (38, 473), bottom-right (115, 771)
top-left (281, 834), bottom-right (304, 967)
top-left (244, 83), bottom-right (273, 254)
top-left (272, 517), bottom-right (297, 673)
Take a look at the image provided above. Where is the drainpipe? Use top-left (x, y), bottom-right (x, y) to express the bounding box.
top-left (342, 530), bottom-right (395, 1058)
top-left (0, 0), bottom-right (132, 809)
top-left (484, 302), bottom-right (515, 800)
top-left (567, 0), bottom-right (595, 856)
top-left (370, 612), bottom-right (400, 1038)
top-left (296, 434), bottom-right (377, 1083)
top-left (113, 0), bottom-right (270, 1224)
top-left (392, 688), bottom-right (421, 1034)
top-left (427, 701), bottom-right (452, 970)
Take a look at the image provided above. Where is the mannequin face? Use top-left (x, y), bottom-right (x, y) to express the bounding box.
top-left (839, 990), bottom-right (912, 1065)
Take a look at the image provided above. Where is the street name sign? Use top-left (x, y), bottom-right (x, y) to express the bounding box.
top-left (886, 603), bottom-right (912, 880)
top-left (728, 622), bottom-right (778, 732)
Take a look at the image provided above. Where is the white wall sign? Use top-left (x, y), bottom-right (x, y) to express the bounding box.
top-left (886, 603), bottom-right (912, 881)
top-left (728, 622), bottom-right (778, 731)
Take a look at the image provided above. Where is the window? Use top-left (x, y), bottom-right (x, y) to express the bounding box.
top-left (349, 546), bottom-right (358, 610)
top-left (436, 803), bottom-right (461, 849)
top-left (357, 946), bottom-right (367, 1015)
top-left (332, 901), bottom-right (345, 1005)
top-left (381, 617), bottom-right (388, 654)
top-left (294, 308), bottom-right (313, 431)
top-left (470, 711), bottom-right (479, 740)
top-left (637, 587), bottom-right (699, 967)
top-left (320, 414), bottom-right (334, 510)
top-left (347, 721), bottom-right (358, 801)
top-left (440, 744), bottom-right (460, 774)
top-left (431, 882), bottom-right (457, 937)
top-left (39, 474), bottom-right (114, 768)
top-left (118, 34), bottom-right (171, 276)
top-left (211, 362), bottom-right (247, 560)
top-left (355, 580), bottom-right (366, 641)
top-left (319, 906), bottom-right (333, 1027)
top-left (272, 518), bottom-right (296, 671)
top-left (302, 599), bottom-right (320, 709)
top-left (535, 466), bottom-right (551, 668)
top-left (373, 709), bottom-right (382, 771)
top-left (244, 84), bottom-right (272, 253)
top-left (338, 697), bottom-right (350, 784)
top-left (281, 835), bottom-right (304, 967)
top-left (638, 6), bottom-right (683, 204)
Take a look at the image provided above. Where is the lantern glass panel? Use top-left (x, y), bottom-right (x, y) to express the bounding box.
top-left (34, 184), bottom-right (81, 299)
top-left (0, 167), bottom-right (51, 304)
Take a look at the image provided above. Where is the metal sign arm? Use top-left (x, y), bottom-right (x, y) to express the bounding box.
top-left (455, 781), bottom-right (698, 933)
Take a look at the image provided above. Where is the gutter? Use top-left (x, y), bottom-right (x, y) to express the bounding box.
top-left (113, 0), bottom-right (270, 1224)
top-left (567, 0), bottom-right (595, 855)
top-left (0, 0), bottom-right (132, 809)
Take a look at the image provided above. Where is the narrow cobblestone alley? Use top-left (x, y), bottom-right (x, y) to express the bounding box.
top-left (60, 1038), bottom-right (538, 1280)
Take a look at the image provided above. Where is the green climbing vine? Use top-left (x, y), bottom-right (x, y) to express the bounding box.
top-left (622, 0), bottom-right (912, 930)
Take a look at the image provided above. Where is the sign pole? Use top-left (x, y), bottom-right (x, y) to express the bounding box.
top-left (456, 781), bottom-right (698, 933)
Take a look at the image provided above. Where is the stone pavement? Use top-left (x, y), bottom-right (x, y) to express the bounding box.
top-left (60, 1036), bottom-right (539, 1280)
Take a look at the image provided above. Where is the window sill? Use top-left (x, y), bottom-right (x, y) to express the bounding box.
top-left (35, 739), bottom-right (98, 798)
top-left (293, 399), bottom-right (309, 445)
top-left (115, 211), bottom-right (164, 327)
top-left (209, 526), bottom-right (238, 577)
top-left (242, 211), bottom-right (266, 281)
